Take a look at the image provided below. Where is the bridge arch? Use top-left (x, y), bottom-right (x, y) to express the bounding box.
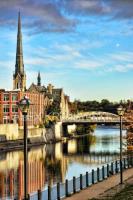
top-left (64, 111), bottom-right (119, 122)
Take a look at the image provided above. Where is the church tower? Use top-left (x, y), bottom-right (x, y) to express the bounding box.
top-left (37, 72), bottom-right (41, 86)
top-left (13, 12), bottom-right (26, 91)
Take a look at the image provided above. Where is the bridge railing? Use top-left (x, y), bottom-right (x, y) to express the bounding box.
top-left (28, 156), bottom-right (133, 200)
top-left (63, 117), bottom-right (120, 123)
top-left (63, 112), bottom-right (120, 122)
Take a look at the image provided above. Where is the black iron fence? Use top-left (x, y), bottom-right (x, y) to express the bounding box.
top-left (28, 156), bottom-right (133, 200)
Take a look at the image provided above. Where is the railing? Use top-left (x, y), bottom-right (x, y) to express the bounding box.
top-left (62, 118), bottom-right (120, 123)
top-left (63, 115), bottom-right (120, 123)
top-left (27, 156), bottom-right (133, 200)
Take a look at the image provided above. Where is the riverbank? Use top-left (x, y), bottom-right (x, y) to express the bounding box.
top-left (64, 168), bottom-right (133, 200)
top-left (0, 137), bottom-right (62, 153)
top-left (0, 138), bottom-right (45, 152)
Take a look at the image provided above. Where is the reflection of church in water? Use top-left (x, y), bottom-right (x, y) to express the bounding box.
top-left (0, 144), bottom-right (68, 199)
top-left (0, 135), bottom-right (119, 199)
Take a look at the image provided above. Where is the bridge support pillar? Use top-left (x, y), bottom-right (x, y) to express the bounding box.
top-left (63, 125), bottom-right (69, 137)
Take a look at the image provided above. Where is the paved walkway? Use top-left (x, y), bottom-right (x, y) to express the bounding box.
top-left (64, 168), bottom-right (133, 200)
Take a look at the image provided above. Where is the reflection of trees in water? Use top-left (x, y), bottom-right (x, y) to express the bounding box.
top-left (73, 124), bottom-right (97, 153)
top-left (97, 136), bottom-right (119, 145)
top-left (63, 135), bottom-right (96, 155)
top-left (44, 144), bottom-right (62, 185)
top-left (45, 156), bottom-right (62, 185)
top-left (76, 124), bottom-right (96, 135)
top-left (101, 136), bottom-right (114, 143)
top-left (77, 135), bottom-right (96, 154)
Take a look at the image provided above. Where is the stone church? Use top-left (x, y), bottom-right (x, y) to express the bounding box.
top-left (13, 12), bottom-right (70, 121)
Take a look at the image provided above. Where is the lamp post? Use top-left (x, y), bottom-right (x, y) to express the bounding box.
top-left (117, 105), bottom-right (125, 184)
top-left (17, 96), bottom-right (31, 199)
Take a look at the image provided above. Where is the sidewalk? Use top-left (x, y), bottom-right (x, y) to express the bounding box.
top-left (64, 168), bottom-right (133, 200)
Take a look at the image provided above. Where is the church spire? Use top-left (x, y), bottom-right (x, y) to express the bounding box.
top-left (13, 12), bottom-right (26, 91)
top-left (15, 11), bottom-right (24, 75)
top-left (37, 72), bottom-right (41, 86)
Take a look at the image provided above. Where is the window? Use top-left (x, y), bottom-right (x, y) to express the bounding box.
top-left (12, 105), bottom-right (18, 113)
top-left (4, 94), bottom-right (9, 101)
top-left (3, 118), bottom-right (10, 124)
top-left (12, 115), bottom-right (18, 123)
top-left (12, 94), bottom-right (18, 101)
top-left (3, 105), bottom-right (9, 113)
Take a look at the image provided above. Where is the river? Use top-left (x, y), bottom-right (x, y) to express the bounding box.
top-left (0, 127), bottom-right (127, 199)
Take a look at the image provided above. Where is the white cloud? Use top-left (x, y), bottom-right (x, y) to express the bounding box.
top-left (108, 64), bottom-right (133, 73)
top-left (74, 59), bottom-right (103, 70)
top-left (23, 42), bottom-right (133, 75)
top-left (110, 51), bottom-right (133, 62)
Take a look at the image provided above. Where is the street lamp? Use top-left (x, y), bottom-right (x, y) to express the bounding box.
top-left (117, 105), bottom-right (125, 184)
top-left (17, 96), bottom-right (31, 199)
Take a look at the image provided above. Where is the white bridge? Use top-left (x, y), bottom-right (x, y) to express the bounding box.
top-left (62, 111), bottom-right (121, 124)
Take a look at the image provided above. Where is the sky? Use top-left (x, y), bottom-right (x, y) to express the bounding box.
top-left (0, 0), bottom-right (133, 101)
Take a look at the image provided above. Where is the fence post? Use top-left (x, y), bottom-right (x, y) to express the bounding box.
top-left (130, 156), bottom-right (132, 166)
top-left (86, 172), bottom-right (89, 187)
top-left (97, 168), bottom-right (100, 182)
top-left (102, 166), bottom-right (105, 180)
top-left (73, 177), bottom-right (76, 193)
top-left (130, 156), bottom-right (132, 167)
top-left (124, 158), bottom-right (126, 169)
top-left (107, 164), bottom-right (109, 177)
top-left (48, 186), bottom-right (51, 200)
top-left (38, 189), bottom-right (42, 200)
top-left (131, 156), bottom-right (133, 166)
top-left (111, 162), bottom-right (114, 175)
top-left (127, 157), bottom-right (130, 168)
top-left (65, 179), bottom-right (69, 197)
top-left (128, 157), bottom-right (130, 167)
top-left (129, 156), bottom-right (131, 167)
top-left (92, 169), bottom-right (94, 184)
top-left (115, 160), bottom-right (118, 173)
top-left (80, 174), bottom-right (83, 190)
top-left (57, 183), bottom-right (60, 200)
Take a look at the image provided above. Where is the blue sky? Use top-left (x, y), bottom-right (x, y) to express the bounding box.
top-left (0, 0), bottom-right (133, 101)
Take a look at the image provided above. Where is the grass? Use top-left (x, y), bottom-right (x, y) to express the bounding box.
top-left (111, 184), bottom-right (133, 200)
top-left (90, 184), bottom-right (133, 200)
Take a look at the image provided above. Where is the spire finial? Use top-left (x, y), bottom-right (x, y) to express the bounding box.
top-left (15, 11), bottom-right (24, 75)
top-left (18, 11), bottom-right (21, 33)
top-left (37, 71), bottom-right (41, 86)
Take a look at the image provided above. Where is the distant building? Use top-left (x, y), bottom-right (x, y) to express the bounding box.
top-left (0, 90), bottom-right (45, 127)
top-left (28, 78), bottom-right (70, 119)
top-left (47, 85), bottom-right (70, 119)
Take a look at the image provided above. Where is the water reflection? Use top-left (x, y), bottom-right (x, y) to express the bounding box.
top-left (0, 127), bottom-right (126, 199)
top-left (63, 134), bottom-right (96, 155)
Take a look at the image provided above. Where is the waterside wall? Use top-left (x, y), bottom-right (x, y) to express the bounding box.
top-left (0, 124), bottom-right (19, 140)
top-left (0, 122), bottom-right (77, 142)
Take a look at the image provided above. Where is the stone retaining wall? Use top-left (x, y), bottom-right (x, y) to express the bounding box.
top-left (0, 124), bottom-right (19, 140)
